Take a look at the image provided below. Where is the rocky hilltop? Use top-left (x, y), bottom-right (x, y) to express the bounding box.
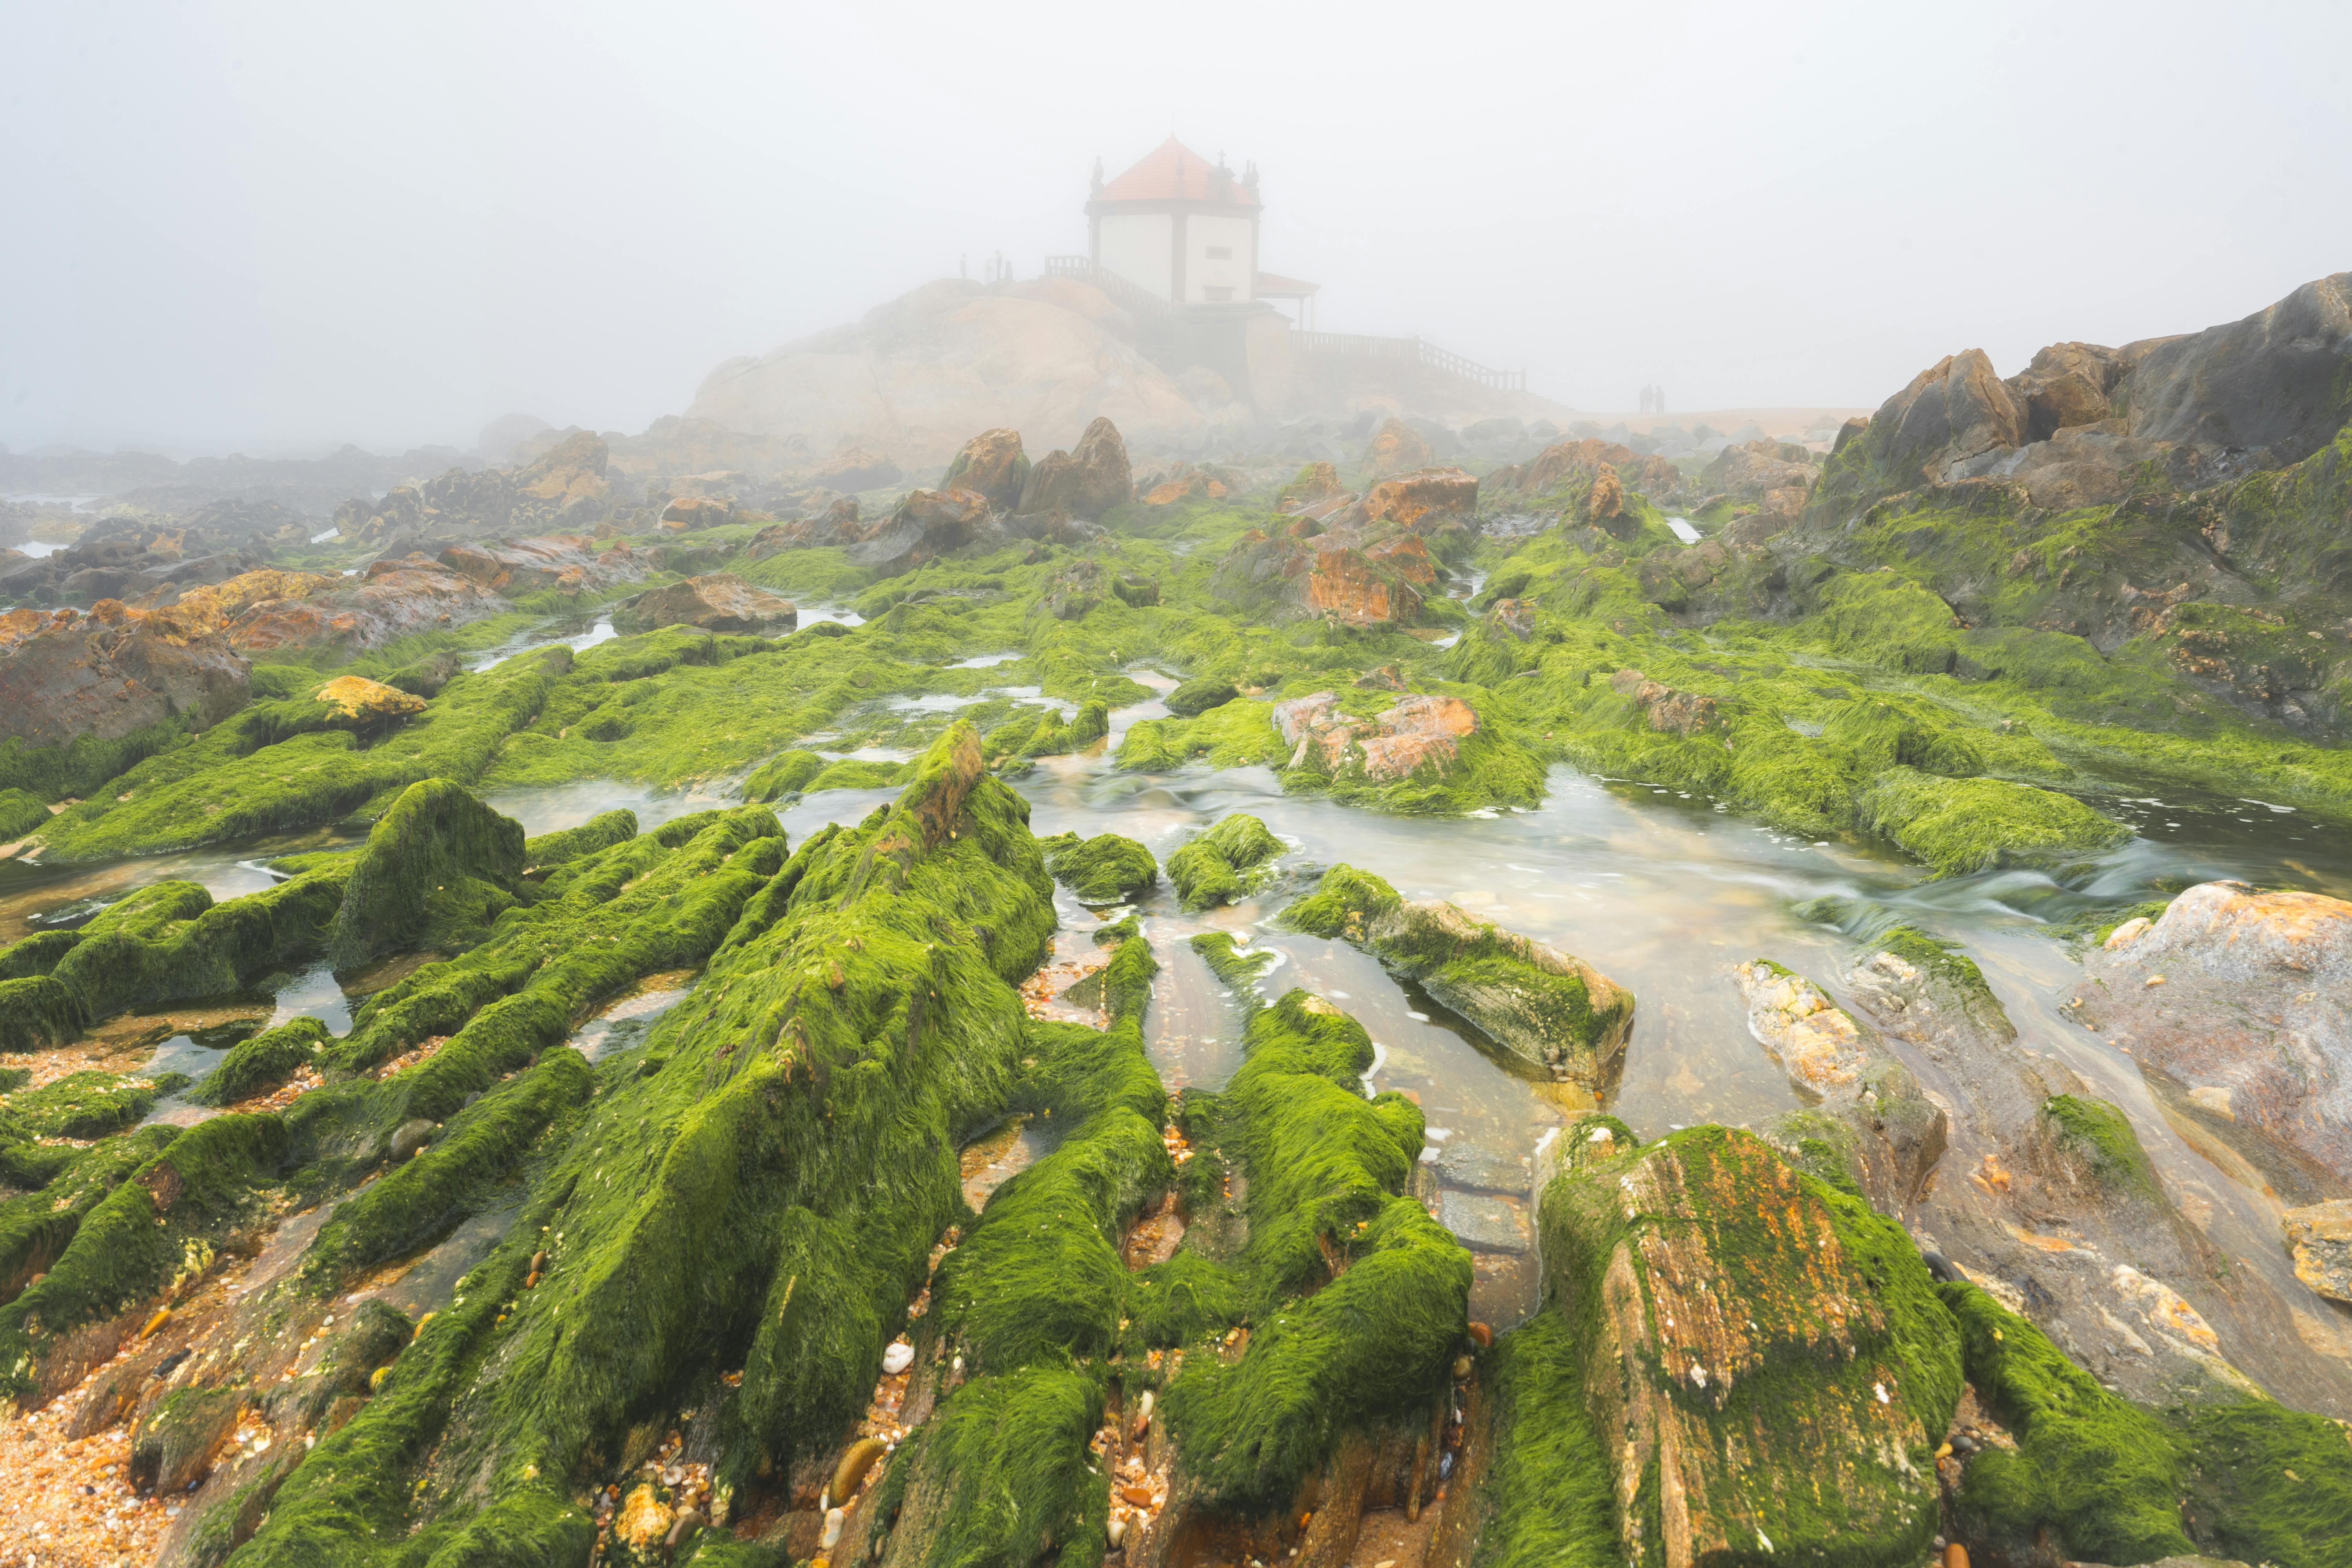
top-left (2, 278), bottom-right (2351, 1568)
top-left (689, 279), bottom-right (1208, 468)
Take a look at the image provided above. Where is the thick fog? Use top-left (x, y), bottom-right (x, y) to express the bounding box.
top-left (7, 0), bottom-right (2349, 453)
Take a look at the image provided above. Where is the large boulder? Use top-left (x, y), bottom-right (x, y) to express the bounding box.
top-left (2006, 341), bottom-right (2129, 442)
top-left (1362, 417), bottom-right (1432, 476)
top-left (1345, 466), bottom-right (1479, 532)
top-left (940, 428), bottom-right (1030, 512)
top-left (1865, 348), bottom-right (2030, 487)
top-left (2086, 881), bottom-right (2352, 1200)
top-left (1535, 1122), bottom-right (1960, 1566)
top-left (2123, 270), bottom-right (2352, 465)
top-left (432, 536), bottom-right (642, 595)
top-left (613, 573), bottom-right (797, 635)
top-left (0, 601), bottom-right (250, 750)
top-left (1485, 437), bottom-right (1683, 502)
top-left (337, 432), bottom-right (615, 546)
top-left (1016, 416), bottom-right (1132, 520)
top-left (1695, 437), bottom-right (1816, 504)
top-left (851, 486), bottom-right (994, 575)
top-left (1210, 523), bottom-right (1428, 629)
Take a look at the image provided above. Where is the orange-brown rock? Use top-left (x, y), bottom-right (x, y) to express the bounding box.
top-left (434, 537), bottom-right (640, 595)
top-left (0, 601), bottom-right (251, 749)
top-left (1272, 689), bottom-right (1479, 780)
top-left (1489, 438), bottom-right (1682, 502)
top-left (223, 561), bottom-right (509, 655)
top-left (1364, 534), bottom-right (1437, 586)
top-left (1016, 417), bottom-right (1132, 520)
top-left (940, 428), bottom-right (1031, 512)
top-left (1211, 519), bottom-right (1430, 630)
top-left (1584, 466), bottom-right (1625, 523)
top-left (312, 675), bottom-right (427, 724)
top-left (614, 573), bottom-right (797, 636)
top-left (1608, 668), bottom-right (1720, 736)
top-left (1350, 467), bottom-right (1479, 532)
top-left (658, 495), bottom-right (739, 532)
top-left (1299, 543), bottom-right (1424, 627)
top-left (1363, 418), bottom-right (1433, 476)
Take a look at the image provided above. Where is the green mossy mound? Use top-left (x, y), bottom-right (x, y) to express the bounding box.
top-left (0, 1113), bottom-right (290, 1401)
top-left (877, 962), bottom-right (1167, 1568)
top-left (0, 788), bottom-right (47, 843)
top-left (1855, 767), bottom-right (2131, 877)
top-left (1159, 989), bottom-right (1470, 1507)
top-left (2, 1067), bottom-right (186, 1140)
top-left (0, 864), bottom-right (349, 1053)
top-left (520, 808), bottom-right (637, 873)
top-left (1189, 930), bottom-right (1275, 1002)
top-left (1166, 676), bottom-right (1239, 717)
top-left (1450, 1311), bottom-right (1619, 1568)
top-left (1040, 831), bottom-right (1158, 903)
top-left (327, 777), bottom-right (531, 972)
top-left (741, 748), bottom-right (824, 803)
top-left (192, 1015), bottom-right (333, 1106)
top-left (1165, 813), bottom-right (1285, 910)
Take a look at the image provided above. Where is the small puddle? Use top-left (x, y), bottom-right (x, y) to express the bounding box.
top-left (570, 971), bottom-right (696, 1062)
top-left (961, 1116), bottom-right (1049, 1209)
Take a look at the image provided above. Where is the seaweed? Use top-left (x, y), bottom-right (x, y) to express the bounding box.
top-left (1165, 814), bottom-right (1285, 910)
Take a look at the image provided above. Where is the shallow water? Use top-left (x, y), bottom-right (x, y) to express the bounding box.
top-left (1666, 516), bottom-right (1703, 543)
top-left (467, 615), bottom-right (618, 672)
top-left (0, 827), bottom-right (365, 945)
top-left (9, 699), bottom-right (2350, 1352)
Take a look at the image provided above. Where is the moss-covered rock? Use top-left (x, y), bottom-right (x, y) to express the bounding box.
top-left (1855, 766), bottom-right (2132, 876)
top-left (192, 1015), bottom-right (333, 1106)
top-left (1157, 989), bottom-right (1471, 1510)
top-left (520, 808), bottom-right (637, 873)
top-left (1165, 676), bottom-right (1239, 717)
top-left (0, 864), bottom-right (351, 1053)
top-left (1165, 813), bottom-right (1285, 910)
top-left (1283, 865), bottom-right (1633, 1090)
top-left (327, 777), bottom-right (530, 972)
top-left (1040, 831), bottom-right (1158, 903)
top-left (1535, 1122), bottom-right (1962, 1567)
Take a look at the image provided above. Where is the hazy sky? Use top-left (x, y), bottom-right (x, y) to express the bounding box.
top-left (7, 0), bottom-right (2349, 454)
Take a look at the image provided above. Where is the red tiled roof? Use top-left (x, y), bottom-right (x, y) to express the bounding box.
top-left (1097, 137), bottom-right (1260, 208)
top-left (1255, 271), bottom-right (1318, 297)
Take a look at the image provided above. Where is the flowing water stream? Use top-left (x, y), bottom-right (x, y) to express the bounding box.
top-left (6, 686), bottom-right (2348, 1352)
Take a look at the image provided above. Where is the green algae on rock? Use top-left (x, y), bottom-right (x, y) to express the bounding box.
top-left (327, 777), bottom-right (531, 972)
top-left (1039, 830), bottom-right (1158, 904)
top-left (1165, 813), bottom-right (1285, 910)
top-left (1282, 864), bottom-right (1633, 1091)
top-left (1535, 1121), bottom-right (1962, 1568)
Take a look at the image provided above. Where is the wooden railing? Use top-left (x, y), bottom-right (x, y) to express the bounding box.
top-left (1038, 259), bottom-right (1527, 392)
top-left (1292, 330), bottom-right (1526, 392)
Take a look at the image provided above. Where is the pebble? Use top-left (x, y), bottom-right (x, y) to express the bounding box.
top-left (881, 1341), bottom-right (915, 1375)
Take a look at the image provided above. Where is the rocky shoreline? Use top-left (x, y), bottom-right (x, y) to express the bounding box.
top-left (1, 274), bottom-right (2349, 1567)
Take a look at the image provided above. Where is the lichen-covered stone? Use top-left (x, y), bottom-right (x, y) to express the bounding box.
top-left (1539, 1123), bottom-right (1961, 1568)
